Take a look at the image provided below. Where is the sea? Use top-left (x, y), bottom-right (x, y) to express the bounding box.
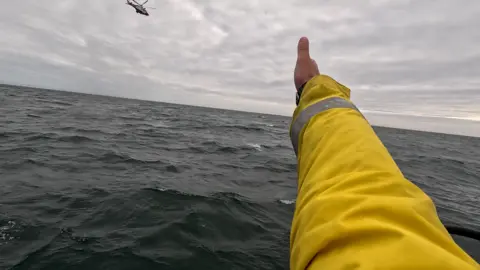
top-left (1, 84), bottom-right (479, 269)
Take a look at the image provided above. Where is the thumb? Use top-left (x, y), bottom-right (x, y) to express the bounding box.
top-left (297, 37), bottom-right (311, 61)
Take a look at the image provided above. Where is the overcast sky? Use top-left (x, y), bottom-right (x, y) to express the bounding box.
top-left (1, 0), bottom-right (479, 136)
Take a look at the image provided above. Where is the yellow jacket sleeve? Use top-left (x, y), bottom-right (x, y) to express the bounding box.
top-left (289, 75), bottom-right (479, 270)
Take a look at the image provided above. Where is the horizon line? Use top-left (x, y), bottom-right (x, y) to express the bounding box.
top-left (2, 81), bottom-right (479, 139)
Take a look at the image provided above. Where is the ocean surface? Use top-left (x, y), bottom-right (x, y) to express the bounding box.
top-left (1, 84), bottom-right (479, 269)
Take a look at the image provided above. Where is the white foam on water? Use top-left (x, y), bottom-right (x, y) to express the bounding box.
top-left (246, 143), bottom-right (262, 151)
top-left (279, 199), bottom-right (295, 205)
top-left (0, 221), bottom-right (17, 244)
top-left (151, 121), bottom-right (170, 128)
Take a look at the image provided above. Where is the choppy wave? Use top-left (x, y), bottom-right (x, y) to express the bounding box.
top-left (58, 135), bottom-right (97, 143)
top-left (0, 221), bottom-right (17, 243)
top-left (96, 151), bottom-right (165, 165)
top-left (36, 99), bottom-right (73, 107)
top-left (185, 141), bottom-right (268, 154)
top-left (27, 113), bottom-right (42, 118)
top-left (279, 199), bottom-right (295, 205)
top-left (1, 85), bottom-right (479, 269)
top-left (0, 187), bottom-right (292, 269)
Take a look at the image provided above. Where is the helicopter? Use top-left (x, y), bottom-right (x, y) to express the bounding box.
top-left (126, 0), bottom-right (154, 16)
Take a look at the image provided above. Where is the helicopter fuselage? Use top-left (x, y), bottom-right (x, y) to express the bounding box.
top-left (127, 2), bottom-right (149, 16)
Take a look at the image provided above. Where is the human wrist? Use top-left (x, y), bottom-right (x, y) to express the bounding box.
top-left (296, 81), bottom-right (308, 105)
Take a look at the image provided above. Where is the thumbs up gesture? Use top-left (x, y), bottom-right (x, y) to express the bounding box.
top-left (294, 37), bottom-right (320, 102)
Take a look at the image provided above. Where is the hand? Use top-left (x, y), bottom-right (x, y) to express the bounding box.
top-left (294, 37), bottom-right (320, 91)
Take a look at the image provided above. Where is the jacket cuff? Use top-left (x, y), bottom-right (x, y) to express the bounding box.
top-left (296, 82), bottom-right (308, 106)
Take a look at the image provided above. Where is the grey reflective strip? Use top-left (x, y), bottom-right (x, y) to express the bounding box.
top-left (290, 97), bottom-right (361, 156)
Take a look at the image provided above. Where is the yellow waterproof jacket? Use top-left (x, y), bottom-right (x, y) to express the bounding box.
top-left (289, 75), bottom-right (479, 270)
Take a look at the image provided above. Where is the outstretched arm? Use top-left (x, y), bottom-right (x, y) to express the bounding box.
top-left (289, 37), bottom-right (478, 270)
